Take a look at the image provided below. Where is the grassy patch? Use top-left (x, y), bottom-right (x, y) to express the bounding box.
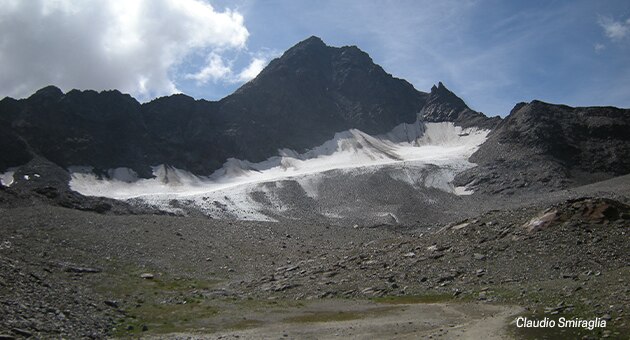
top-left (116, 303), bottom-right (220, 336)
top-left (226, 319), bottom-right (264, 331)
top-left (373, 293), bottom-right (456, 304)
top-left (234, 298), bottom-right (305, 312)
top-left (284, 307), bottom-right (394, 324)
top-left (91, 263), bottom-right (225, 337)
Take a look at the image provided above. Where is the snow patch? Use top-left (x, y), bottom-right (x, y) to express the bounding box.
top-left (454, 186), bottom-right (474, 196)
top-left (0, 169), bottom-right (16, 187)
top-left (296, 175), bottom-right (322, 199)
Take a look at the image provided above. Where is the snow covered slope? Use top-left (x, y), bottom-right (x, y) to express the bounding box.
top-left (69, 122), bottom-right (489, 222)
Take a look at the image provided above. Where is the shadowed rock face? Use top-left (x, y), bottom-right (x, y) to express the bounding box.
top-left (0, 86), bottom-right (156, 176)
top-left (491, 101), bottom-right (630, 174)
top-left (0, 124), bottom-right (30, 171)
top-left (455, 100), bottom-right (630, 194)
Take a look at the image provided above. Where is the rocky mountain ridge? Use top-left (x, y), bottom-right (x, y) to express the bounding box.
top-left (0, 36), bottom-right (492, 178)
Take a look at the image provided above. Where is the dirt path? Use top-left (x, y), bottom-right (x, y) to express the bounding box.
top-left (147, 301), bottom-right (523, 339)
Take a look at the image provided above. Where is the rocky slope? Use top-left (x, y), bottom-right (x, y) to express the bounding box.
top-left (455, 100), bottom-right (630, 195)
top-left (1, 176), bottom-right (628, 338)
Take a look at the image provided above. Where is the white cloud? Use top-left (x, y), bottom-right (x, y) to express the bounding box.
top-left (598, 15), bottom-right (630, 41)
top-left (0, 0), bottom-right (249, 100)
top-left (235, 57), bottom-right (268, 82)
top-left (232, 49), bottom-right (280, 83)
top-left (594, 43), bottom-right (606, 53)
top-left (186, 48), bottom-right (279, 85)
top-left (185, 53), bottom-right (232, 84)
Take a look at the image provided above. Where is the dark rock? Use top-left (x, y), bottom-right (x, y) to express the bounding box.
top-left (104, 300), bottom-right (119, 308)
top-left (65, 266), bottom-right (102, 274)
top-left (33, 186), bottom-right (59, 199)
top-left (11, 328), bottom-right (32, 337)
top-left (437, 275), bottom-right (455, 283)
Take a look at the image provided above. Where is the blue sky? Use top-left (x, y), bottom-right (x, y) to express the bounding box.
top-left (1, 0), bottom-right (629, 117)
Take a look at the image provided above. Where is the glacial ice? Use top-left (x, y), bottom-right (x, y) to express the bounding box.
top-left (69, 121), bottom-right (489, 221)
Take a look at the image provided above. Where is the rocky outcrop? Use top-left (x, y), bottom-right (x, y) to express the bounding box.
top-left (455, 100), bottom-right (630, 194)
top-left (421, 82), bottom-right (500, 129)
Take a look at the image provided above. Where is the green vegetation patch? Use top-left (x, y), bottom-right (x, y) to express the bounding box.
top-left (226, 319), bottom-right (264, 331)
top-left (373, 293), bottom-right (457, 304)
top-left (284, 306), bottom-right (395, 324)
top-left (91, 263), bottom-right (226, 337)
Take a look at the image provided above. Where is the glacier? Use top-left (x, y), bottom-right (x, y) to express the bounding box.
top-left (69, 121), bottom-right (489, 221)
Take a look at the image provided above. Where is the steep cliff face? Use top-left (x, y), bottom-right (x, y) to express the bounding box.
top-left (0, 86), bottom-right (156, 176)
top-left (140, 94), bottom-right (230, 174)
top-left (0, 123), bottom-right (30, 171)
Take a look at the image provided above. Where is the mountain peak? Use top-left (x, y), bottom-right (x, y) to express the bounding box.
top-left (299, 35), bottom-right (326, 46)
top-left (430, 81), bottom-right (453, 94)
top-left (423, 81), bottom-right (500, 129)
top-left (29, 85), bottom-right (64, 100)
top-left (428, 82), bottom-right (466, 110)
top-left (221, 36), bottom-right (428, 160)
top-left (286, 36), bottom-right (328, 54)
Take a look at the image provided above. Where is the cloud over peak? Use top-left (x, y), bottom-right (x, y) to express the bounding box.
top-left (185, 48), bottom-right (279, 85)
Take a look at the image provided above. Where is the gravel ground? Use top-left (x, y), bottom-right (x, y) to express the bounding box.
top-left (0, 175), bottom-right (629, 339)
